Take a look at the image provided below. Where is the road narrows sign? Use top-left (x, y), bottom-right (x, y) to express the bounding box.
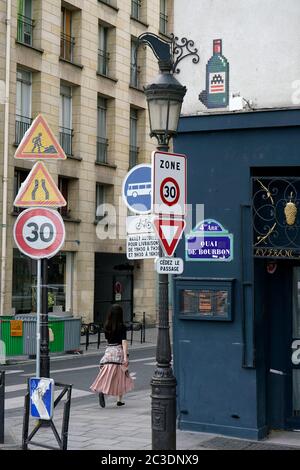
top-left (13, 208), bottom-right (65, 259)
top-left (153, 218), bottom-right (186, 257)
top-left (14, 114), bottom-right (67, 160)
top-left (152, 151), bottom-right (187, 217)
top-left (14, 161), bottom-right (66, 207)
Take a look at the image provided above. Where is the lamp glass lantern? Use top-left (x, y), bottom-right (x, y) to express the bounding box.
top-left (144, 72), bottom-right (187, 144)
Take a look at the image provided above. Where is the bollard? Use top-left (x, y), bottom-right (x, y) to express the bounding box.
top-left (0, 370), bottom-right (4, 444)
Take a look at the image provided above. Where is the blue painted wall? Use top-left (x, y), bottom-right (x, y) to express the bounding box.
top-left (172, 109), bottom-right (300, 439)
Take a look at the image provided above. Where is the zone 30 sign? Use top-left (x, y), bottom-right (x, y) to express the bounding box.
top-left (152, 151), bottom-right (186, 217)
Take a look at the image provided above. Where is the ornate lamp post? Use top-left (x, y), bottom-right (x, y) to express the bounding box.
top-left (137, 33), bottom-right (199, 450)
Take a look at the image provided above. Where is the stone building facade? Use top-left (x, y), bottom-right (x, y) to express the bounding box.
top-left (0, 0), bottom-right (174, 324)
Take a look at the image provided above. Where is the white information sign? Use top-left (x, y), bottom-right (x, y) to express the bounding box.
top-left (152, 151), bottom-right (187, 217)
top-left (155, 257), bottom-right (184, 274)
top-left (126, 233), bottom-right (159, 259)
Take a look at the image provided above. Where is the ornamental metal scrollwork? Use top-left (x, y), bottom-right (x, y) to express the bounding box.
top-left (252, 178), bottom-right (300, 255)
top-left (170, 34), bottom-right (200, 74)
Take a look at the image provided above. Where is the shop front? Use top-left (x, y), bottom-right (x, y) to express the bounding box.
top-left (173, 109), bottom-right (300, 439)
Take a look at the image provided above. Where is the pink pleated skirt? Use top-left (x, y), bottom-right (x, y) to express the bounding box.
top-left (90, 345), bottom-right (134, 396)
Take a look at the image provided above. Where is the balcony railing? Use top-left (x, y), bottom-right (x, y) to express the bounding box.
top-left (131, 0), bottom-right (141, 19)
top-left (159, 13), bottom-right (168, 35)
top-left (15, 115), bottom-right (32, 145)
top-left (98, 49), bottom-right (110, 76)
top-left (130, 64), bottom-right (140, 88)
top-left (17, 14), bottom-right (34, 46)
top-left (129, 145), bottom-right (139, 168)
top-left (60, 33), bottom-right (75, 62)
top-left (97, 137), bottom-right (109, 164)
top-left (59, 126), bottom-right (73, 156)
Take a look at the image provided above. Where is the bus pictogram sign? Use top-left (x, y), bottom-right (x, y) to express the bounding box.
top-left (122, 164), bottom-right (152, 214)
top-left (13, 208), bottom-right (65, 259)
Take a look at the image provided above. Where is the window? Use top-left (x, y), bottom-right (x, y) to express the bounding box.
top-left (60, 6), bottom-right (75, 61)
top-left (97, 96), bottom-right (108, 164)
top-left (131, 0), bottom-right (141, 20)
top-left (14, 168), bottom-right (29, 213)
top-left (17, 0), bottom-right (34, 45)
top-left (59, 84), bottom-right (73, 156)
top-left (95, 183), bottom-right (106, 221)
top-left (58, 176), bottom-right (70, 218)
top-left (130, 38), bottom-right (140, 88)
top-left (159, 0), bottom-right (168, 35)
top-left (98, 24), bottom-right (109, 76)
top-left (129, 108), bottom-right (139, 168)
top-left (12, 249), bottom-right (73, 314)
top-left (15, 68), bottom-right (32, 145)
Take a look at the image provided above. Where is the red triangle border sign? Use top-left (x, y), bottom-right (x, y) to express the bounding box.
top-left (153, 218), bottom-right (186, 257)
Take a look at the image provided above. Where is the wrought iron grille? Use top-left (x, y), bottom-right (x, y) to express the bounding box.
top-left (60, 33), bottom-right (75, 62)
top-left (15, 115), bottom-right (32, 145)
top-left (129, 145), bottom-right (139, 168)
top-left (59, 126), bottom-right (73, 156)
top-left (97, 137), bottom-right (108, 163)
top-left (98, 49), bottom-right (110, 76)
top-left (17, 14), bottom-right (34, 46)
top-left (130, 64), bottom-right (140, 88)
top-left (159, 12), bottom-right (168, 35)
top-left (131, 0), bottom-right (141, 19)
top-left (252, 177), bottom-right (300, 259)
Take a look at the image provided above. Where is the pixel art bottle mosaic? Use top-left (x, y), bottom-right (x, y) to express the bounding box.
top-left (204, 39), bottom-right (229, 109)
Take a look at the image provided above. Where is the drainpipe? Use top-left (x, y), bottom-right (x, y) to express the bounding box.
top-left (0, 0), bottom-right (12, 316)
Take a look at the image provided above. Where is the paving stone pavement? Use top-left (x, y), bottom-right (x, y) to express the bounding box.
top-left (2, 326), bottom-right (300, 451)
top-left (2, 389), bottom-right (300, 451)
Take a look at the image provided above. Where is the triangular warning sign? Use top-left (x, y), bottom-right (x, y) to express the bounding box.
top-left (14, 162), bottom-right (67, 208)
top-left (153, 218), bottom-right (186, 257)
top-left (14, 114), bottom-right (67, 160)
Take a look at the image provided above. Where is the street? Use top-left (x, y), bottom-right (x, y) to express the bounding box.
top-left (1, 346), bottom-right (156, 418)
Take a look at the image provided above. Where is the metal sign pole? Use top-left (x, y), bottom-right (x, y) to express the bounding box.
top-left (36, 259), bottom-right (41, 378)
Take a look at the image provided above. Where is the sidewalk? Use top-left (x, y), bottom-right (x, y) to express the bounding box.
top-left (2, 390), bottom-right (300, 450)
top-left (1, 326), bottom-right (300, 450)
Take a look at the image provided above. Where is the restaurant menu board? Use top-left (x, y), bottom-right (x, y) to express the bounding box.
top-left (180, 289), bottom-right (228, 317)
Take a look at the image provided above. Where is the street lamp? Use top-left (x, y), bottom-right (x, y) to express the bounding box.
top-left (138, 33), bottom-right (199, 450)
top-left (144, 71), bottom-right (186, 150)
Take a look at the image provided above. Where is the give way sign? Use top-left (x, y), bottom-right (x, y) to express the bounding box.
top-left (153, 218), bottom-right (186, 257)
top-left (152, 151), bottom-right (187, 217)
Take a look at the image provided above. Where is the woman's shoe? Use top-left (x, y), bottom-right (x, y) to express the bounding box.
top-left (117, 401), bottom-right (125, 406)
top-left (99, 392), bottom-right (105, 408)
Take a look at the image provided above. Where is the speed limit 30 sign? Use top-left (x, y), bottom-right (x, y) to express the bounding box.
top-left (152, 151), bottom-right (186, 216)
top-left (13, 208), bottom-right (65, 259)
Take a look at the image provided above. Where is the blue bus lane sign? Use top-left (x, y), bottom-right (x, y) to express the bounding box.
top-left (122, 164), bottom-right (152, 214)
top-left (186, 219), bottom-right (234, 262)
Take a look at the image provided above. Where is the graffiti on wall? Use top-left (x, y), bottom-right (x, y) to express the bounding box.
top-left (199, 39), bottom-right (229, 109)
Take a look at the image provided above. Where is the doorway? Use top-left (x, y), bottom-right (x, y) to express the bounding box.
top-left (262, 260), bottom-right (300, 430)
top-left (94, 253), bottom-right (134, 324)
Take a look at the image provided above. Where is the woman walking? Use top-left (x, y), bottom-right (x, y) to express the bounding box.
top-left (90, 304), bottom-right (134, 407)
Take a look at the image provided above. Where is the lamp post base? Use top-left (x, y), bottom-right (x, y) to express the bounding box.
top-left (151, 366), bottom-right (177, 450)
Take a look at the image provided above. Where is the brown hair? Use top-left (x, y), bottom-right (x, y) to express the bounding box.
top-left (104, 304), bottom-right (124, 335)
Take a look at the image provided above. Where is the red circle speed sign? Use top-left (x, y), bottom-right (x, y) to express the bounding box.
top-left (13, 208), bottom-right (65, 259)
top-left (160, 177), bottom-right (180, 207)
